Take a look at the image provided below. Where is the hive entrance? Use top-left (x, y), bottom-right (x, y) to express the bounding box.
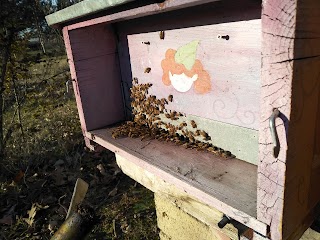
top-left (112, 78), bottom-right (234, 159)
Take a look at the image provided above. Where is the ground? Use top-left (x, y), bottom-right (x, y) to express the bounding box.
top-left (0, 51), bottom-right (159, 240)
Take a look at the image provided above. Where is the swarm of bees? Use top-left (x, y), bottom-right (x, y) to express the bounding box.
top-left (112, 78), bottom-right (234, 159)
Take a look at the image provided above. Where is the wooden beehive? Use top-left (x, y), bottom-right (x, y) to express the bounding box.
top-left (46, 0), bottom-right (320, 239)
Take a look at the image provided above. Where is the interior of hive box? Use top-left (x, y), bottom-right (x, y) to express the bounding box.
top-left (67, 0), bottom-right (265, 224)
top-left (67, 0), bottom-right (262, 165)
top-left (117, 0), bottom-right (261, 165)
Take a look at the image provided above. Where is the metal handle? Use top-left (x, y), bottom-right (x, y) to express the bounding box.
top-left (269, 108), bottom-right (280, 158)
top-left (218, 215), bottom-right (231, 228)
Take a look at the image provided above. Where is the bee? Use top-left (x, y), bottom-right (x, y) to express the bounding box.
top-left (144, 67), bottom-right (151, 73)
top-left (182, 142), bottom-right (189, 149)
top-left (160, 98), bottom-right (167, 105)
top-left (133, 77), bottom-right (138, 84)
top-left (225, 151), bottom-right (232, 157)
top-left (141, 134), bottom-right (149, 141)
top-left (204, 136), bottom-right (211, 141)
top-left (112, 131), bottom-right (119, 139)
top-left (179, 122), bottom-right (187, 128)
top-left (170, 111), bottom-right (177, 117)
top-left (153, 110), bottom-right (160, 115)
top-left (190, 120), bottom-right (197, 128)
top-left (200, 130), bottom-right (208, 138)
top-left (189, 135), bottom-right (195, 142)
top-left (194, 130), bottom-right (200, 136)
top-left (159, 30), bottom-right (165, 40)
top-left (207, 147), bottom-right (217, 153)
top-left (165, 113), bottom-right (171, 118)
top-left (168, 94), bottom-right (173, 102)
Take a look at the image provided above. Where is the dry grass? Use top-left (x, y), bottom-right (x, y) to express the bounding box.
top-left (0, 52), bottom-right (159, 240)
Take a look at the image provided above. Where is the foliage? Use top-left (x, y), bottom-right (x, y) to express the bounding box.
top-left (0, 54), bottom-right (159, 239)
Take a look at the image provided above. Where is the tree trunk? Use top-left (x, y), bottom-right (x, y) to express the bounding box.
top-left (33, 0), bottom-right (46, 54)
top-left (0, 29), bottom-right (14, 157)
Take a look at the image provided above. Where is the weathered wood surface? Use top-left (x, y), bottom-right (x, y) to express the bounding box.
top-left (309, 95), bottom-right (320, 210)
top-left (257, 0), bottom-right (320, 239)
top-left (116, 155), bottom-right (240, 240)
top-left (67, 24), bottom-right (125, 131)
top-left (46, 0), bottom-right (134, 27)
top-left (67, 0), bottom-right (224, 30)
top-left (126, 20), bottom-right (261, 130)
top-left (300, 228), bottom-right (320, 240)
top-left (86, 127), bottom-right (268, 235)
top-left (63, 27), bottom-right (92, 148)
top-left (114, 0), bottom-right (262, 164)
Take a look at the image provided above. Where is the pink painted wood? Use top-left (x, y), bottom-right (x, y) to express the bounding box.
top-left (126, 20), bottom-right (261, 130)
top-left (63, 27), bottom-right (91, 147)
top-left (257, 0), bottom-right (320, 239)
top-left (115, 0), bottom-right (262, 130)
top-left (86, 127), bottom-right (268, 235)
top-left (66, 24), bottom-right (125, 131)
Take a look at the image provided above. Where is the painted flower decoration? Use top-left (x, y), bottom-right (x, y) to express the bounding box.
top-left (161, 40), bottom-right (211, 94)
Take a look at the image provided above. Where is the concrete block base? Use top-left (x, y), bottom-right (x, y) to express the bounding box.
top-left (155, 193), bottom-right (234, 240)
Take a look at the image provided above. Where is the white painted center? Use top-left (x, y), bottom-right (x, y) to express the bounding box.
top-left (169, 71), bottom-right (198, 93)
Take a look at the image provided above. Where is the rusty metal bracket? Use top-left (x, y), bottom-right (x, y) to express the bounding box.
top-left (269, 108), bottom-right (280, 158)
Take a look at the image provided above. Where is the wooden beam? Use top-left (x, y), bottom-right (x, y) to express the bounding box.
top-left (86, 127), bottom-right (268, 235)
top-left (67, 0), bottom-right (221, 30)
top-left (258, 0), bottom-right (320, 239)
top-left (62, 27), bottom-right (92, 149)
top-left (116, 154), bottom-right (239, 240)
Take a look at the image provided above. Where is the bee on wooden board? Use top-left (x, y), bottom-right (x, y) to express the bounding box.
top-left (133, 77), bottom-right (138, 84)
top-left (200, 130), bottom-right (208, 138)
top-left (159, 30), bottom-right (165, 40)
top-left (170, 111), bottom-right (177, 117)
top-left (190, 120), bottom-right (197, 128)
top-left (179, 122), bottom-right (187, 128)
top-left (161, 98), bottom-right (168, 105)
top-left (118, 81), bottom-right (236, 158)
top-left (144, 67), bottom-right (151, 73)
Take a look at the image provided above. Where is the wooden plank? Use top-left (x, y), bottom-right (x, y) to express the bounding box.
top-left (309, 95), bottom-right (320, 208)
top-left (86, 127), bottom-right (268, 235)
top-left (126, 19), bottom-right (261, 130)
top-left (67, 0), bottom-right (223, 30)
top-left (68, 24), bottom-right (117, 62)
top-left (300, 228), bottom-right (320, 240)
top-left (116, 155), bottom-right (239, 240)
top-left (45, 0), bottom-right (134, 27)
top-left (68, 24), bottom-right (125, 131)
top-left (63, 27), bottom-right (91, 148)
top-left (257, 0), bottom-right (320, 239)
